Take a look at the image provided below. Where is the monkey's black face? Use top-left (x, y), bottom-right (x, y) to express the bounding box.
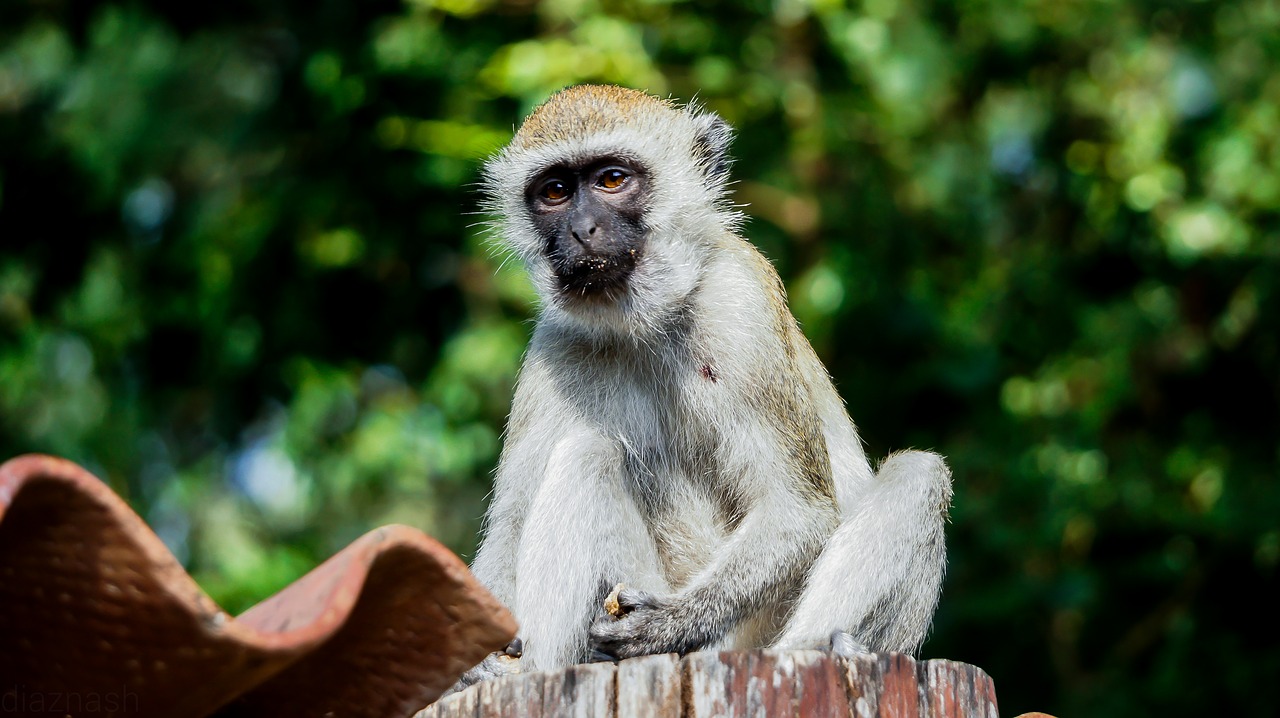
top-left (526, 158), bottom-right (649, 299)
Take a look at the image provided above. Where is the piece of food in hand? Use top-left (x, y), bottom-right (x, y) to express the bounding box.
top-left (604, 583), bottom-right (629, 618)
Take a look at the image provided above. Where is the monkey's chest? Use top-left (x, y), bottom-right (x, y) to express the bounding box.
top-left (618, 444), bottom-right (733, 588)
top-left (600, 393), bottom-right (740, 589)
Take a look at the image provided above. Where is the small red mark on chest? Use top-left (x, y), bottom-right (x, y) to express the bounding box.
top-left (699, 363), bottom-right (717, 382)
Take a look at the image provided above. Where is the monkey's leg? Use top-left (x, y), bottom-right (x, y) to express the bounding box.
top-left (774, 450), bottom-right (952, 655)
top-left (513, 429), bottom-right (666, 671)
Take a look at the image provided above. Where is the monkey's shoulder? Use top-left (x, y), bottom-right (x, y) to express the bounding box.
top-left (690, 236), bottom-right (814, 363)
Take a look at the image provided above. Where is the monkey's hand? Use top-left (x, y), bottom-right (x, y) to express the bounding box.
top-left (589, 587), bottom-right (715, 660)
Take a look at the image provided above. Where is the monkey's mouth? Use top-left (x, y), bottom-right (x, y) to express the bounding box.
top-left (551, 247), bottom-right (640, 298)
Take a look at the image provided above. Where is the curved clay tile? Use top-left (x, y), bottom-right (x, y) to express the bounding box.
top-left (0, 454), bottom-right (516, 718)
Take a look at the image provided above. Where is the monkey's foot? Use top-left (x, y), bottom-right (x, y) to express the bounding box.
top-left (442, 650), bottom-right (523, 697)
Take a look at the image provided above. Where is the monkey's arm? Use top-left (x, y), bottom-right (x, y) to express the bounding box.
top-left (452, 356), bottom-right (567, 690)
top-left (469, 354), bottom-right (561, 607)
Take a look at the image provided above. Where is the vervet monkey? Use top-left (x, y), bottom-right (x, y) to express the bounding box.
top-left (460, 85), bottom-right (952, 686)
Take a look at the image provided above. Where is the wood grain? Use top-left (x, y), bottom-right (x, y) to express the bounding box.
top-left (418, 650), bottom-right (1001, 718)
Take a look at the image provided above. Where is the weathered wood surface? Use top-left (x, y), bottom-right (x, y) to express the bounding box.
top-left (416, 650), bottom-right (999, 718)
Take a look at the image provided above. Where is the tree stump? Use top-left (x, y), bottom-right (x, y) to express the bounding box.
top-left (416, 650), bottom-right (999, 718)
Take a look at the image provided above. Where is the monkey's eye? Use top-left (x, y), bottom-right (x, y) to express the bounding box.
top-left (539, 180), bottom-right (571, 203)
top-left (597, 169), bottom-right (629, 191)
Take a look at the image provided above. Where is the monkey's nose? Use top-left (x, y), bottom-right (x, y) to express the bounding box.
top-left (570, 222), bottom-right (598, 244)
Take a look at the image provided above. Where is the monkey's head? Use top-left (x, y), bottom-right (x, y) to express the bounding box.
top-left (483, 85), bottom-right (736, 330)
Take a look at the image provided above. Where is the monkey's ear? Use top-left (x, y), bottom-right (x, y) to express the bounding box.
top-left (691, 112), bottom-right (734, 181)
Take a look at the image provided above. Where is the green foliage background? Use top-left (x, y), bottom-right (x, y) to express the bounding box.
top-left (2, 0), bottom-right (1277, 714)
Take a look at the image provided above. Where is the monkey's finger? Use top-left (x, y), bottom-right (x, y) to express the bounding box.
top-left (504, 637), bottom-right (523, 657)
top-left (614, 587), bottom-right (656, 613)
top-left (589, 615), bottom-right (629, 649)
top-left (590, 629), bottom-right (647, 662)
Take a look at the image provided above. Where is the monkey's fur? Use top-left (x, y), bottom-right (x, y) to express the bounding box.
top-left (461, 86), bottom-right (952, 685)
